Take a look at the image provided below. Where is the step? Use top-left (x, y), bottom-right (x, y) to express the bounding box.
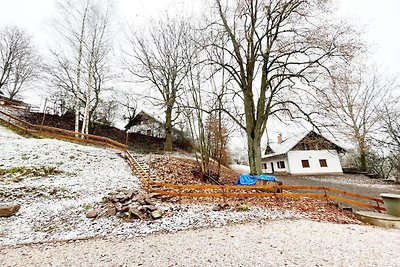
top-left (355, 211), bottom-right (400, 229)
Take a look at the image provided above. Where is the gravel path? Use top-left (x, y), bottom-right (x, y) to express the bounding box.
top-left (1, 219), bottom-right (400, 267)
top-left (277, 174), bottom-right (400, 200)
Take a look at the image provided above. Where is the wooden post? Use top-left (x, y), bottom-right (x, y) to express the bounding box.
top-left (178, 185), bottom-right (182, 203)
top-left (323, 188), bottom-right (329, 204)
top-left (40, 98), bottom-right (48, 133)
top-left (376, 200), bottom-right (381, 213)
top-left (125, 131), bottom-right (129, 146)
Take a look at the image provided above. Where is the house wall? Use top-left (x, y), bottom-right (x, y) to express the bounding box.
top-left (262, 156), bottom-right (289, 174)
top-left (287, 150), bottom-right (343, 175)
top-left (130, 122), bottom-right (165, 138)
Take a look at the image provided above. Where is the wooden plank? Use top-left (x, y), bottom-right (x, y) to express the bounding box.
top-left (38, 131), bottom-right (123, 151)
top-left (40, 125), bottom-right (126, 149)
top-left (326, 187), bottom-right (384, 203)
top-left (0, 110), bottom-right (35, 128)
top-left (151, 183), bottom-right (327, 191)
top-left (327, 195), bottom-right (385, 211)
top-left (149, 190), bottom-right (327, 199)
top-left (279, 193), bottom-right (326, 198)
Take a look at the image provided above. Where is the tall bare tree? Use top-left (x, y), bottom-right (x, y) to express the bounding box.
top-left (208, 0), bottom-right (360, 175)
top-left (125, 15), bottom-right (194, 151)
top-left (48, 0), bottom-right (114, 133)
top-left (0, 26), bottom-right (40, 100)
top-left (378, 97), bottom-right (400, 180)
top-left (320, 67), bottom-right (392, 172)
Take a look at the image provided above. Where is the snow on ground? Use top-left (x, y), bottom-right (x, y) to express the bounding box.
top-left (0, 125), bottom-right (23, 139)
top-left (1, 220), bottom-right (400, 267)
top-left (0, 125), bottom-right (140, 245)
top-left (1, 125), bottom-right (400, 266)
top-left (230, 164), bottom-right (250, 174)
top-left (0, 125), bottom-right (305, 246)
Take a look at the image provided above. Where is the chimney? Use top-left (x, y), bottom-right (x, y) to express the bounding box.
top-left (277, 133), bottom-right (283, 144)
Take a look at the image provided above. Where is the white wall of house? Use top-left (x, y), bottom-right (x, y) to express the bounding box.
top-left (287, 150), bottom-right (343, 175)
top-left (262, 157), bottom-right (289, 174)
top-left (130, 122), bottom-right (165, 138)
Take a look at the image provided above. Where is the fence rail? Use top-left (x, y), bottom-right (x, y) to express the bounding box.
top-left (0, 103), bottom-right (386, 213)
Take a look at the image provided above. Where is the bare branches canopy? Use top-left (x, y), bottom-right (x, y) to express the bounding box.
top-left (0, 26), bottom-right (40, 100)
top-left (208, 0), bottom-right (362, 174)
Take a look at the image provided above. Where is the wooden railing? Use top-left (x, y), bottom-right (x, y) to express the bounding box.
top-left (0, 104), bottom-right (386, 213)
top-left (0, 98), bottom-right (30, 110)
top-left (147, 182), bottom-right (385, 212)
top-left (0, 110), bottom-right (126, 151)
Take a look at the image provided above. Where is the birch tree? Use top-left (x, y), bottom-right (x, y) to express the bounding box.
top-left (49, 0), bottom-right (114, 133)
top-left (209, 0), bottom-right (361, 175)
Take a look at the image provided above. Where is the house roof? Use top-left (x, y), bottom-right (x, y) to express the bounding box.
top-left (262, 130), bottom-right (346, 159)
top-left (124, 110), bottom-right (186, 136)
top-left (124, 111), bottom-right (164, 130)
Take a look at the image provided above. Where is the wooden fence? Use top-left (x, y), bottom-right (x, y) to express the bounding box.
top-left (0, 110), bottom-right (126, 151)
top-left (0, 104), bottom-right (385, 212)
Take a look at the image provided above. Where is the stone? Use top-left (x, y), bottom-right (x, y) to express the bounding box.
top-left (144, 197), bottom-right (155, 206)
top-left (0, 203), bottom-right (20, 217)
top-left (129, 207), bottom-right (143, 219)
top-left (212, 205), bottom-right (222, 211)
top-left (143, 205), bottom-right (157, 211)
top-left (120, 205), bottom-right (130, 212)
top-left (106, 207), bottom-right (117, 216)
top-left (150, 209), bottom-right (163, 220)
top-left (127, 190), bottom-right (138, 199)
top-left (146, 193), bottom-right (161, 199)
top-left (86, 208), bottom-right (101, 219)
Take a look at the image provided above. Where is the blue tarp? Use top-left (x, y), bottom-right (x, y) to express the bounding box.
top-left (237, 174), bottom-right (278, 185)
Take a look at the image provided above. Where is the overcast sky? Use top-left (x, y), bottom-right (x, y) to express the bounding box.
top-left (1, 0), bottom-right (399, 73)
top-left (1, 0), bottom-right (398, 145)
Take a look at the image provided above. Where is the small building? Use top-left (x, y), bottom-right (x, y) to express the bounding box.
top-left (262, 131), bottom-right (346, 175)
top-left (124, 111), bottom-right (185, 139)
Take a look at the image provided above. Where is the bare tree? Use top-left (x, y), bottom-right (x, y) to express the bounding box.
top-left (320, 67), bottom-right (392, 172)
top-left (124, 15), bottom-right (194, 151)
top-left (48, 0), bottom-right (115, 134)
top-left (80, 2), bottom-right (114, 134)
top-left (378, 97), bottom-right (400, 180)
top-left (208, 0), bottom-right (360, 175)
top-left (0, 26), bottom-right (40, 100)
top-left (119, 91), bottom-right (138, 131)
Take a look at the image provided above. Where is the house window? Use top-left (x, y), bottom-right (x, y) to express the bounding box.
top-left (262, 163), bottom-right (267, 169)
top-left (301, 160), bottom-right (310, 168)
top-left (319, 159), bottom-right (328, 167)
top-left (277, 161), bottom-right (285, 169)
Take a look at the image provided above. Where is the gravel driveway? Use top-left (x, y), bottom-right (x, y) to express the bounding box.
top-left (1, 219), bottom-right (400, 267)
top-left (277, 174), bottom-right (400, 199)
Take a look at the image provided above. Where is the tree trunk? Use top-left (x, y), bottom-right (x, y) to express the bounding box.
top-left (74, 3), bottom-right (89, 133)
top-left (358, 139), bottom-right (368, 172)
top-left (243, 83), bottom-right (263, 175)
top-left (247, 129), bottom-right (262, 175)
top-left (164, 105), bottom-right (173, 151)
top-left (81, 59), bottom-right (93, 135)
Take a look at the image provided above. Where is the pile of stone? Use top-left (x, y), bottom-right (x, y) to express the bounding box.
top-left (86, 190), bottom-right (164, 221)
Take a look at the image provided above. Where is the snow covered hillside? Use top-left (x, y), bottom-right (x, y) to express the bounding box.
top-left (0, 125), bottom-right (140, 245)
top-left (0, 125), bottom-right (308, 246)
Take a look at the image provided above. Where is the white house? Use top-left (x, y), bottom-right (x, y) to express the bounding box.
top-left (125, 111), bottom-right (186, 140)
top-left (262, 131), bottom-right (346, 175)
